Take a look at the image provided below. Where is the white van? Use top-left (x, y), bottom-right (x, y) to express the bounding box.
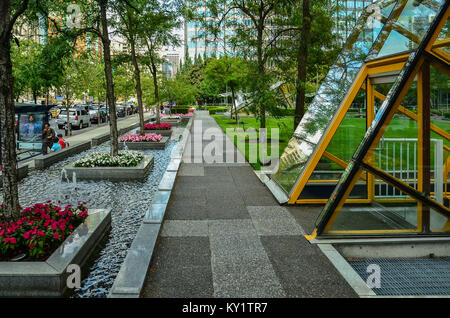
top-left (56, 108), bottom-right (91, 130)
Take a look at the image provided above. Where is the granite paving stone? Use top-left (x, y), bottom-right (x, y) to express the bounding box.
top-left (260, 236), bottom-right (357, 298)
top-left (161, 220), bottom-right (209, 237)
top-left (142, 111), bottom-right (355, 298)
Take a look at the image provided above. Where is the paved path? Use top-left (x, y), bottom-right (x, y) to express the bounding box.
top-left (142, 111), bottom-right (356, 298)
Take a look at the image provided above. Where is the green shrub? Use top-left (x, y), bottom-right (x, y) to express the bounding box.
top-left (444, 112), bottom-right (450, 119)
top-left (171, 107), bottom-right (190, 114)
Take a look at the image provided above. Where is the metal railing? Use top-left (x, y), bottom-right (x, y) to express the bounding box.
top-left (374, 138), bottom-right (444, 204)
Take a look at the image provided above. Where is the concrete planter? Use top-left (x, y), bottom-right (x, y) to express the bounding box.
top-left (160, 118), bottom-right (181, 126)
top-left (34, 140), bottom-right (92, 170)
top-left (143, 129), bottom-right (173, 137)
top-left (64, 155), bottom-right (154, 182)
top-left (0, 164), bottom-right (28, 187)
top-left (0, 209), bottom-right (111, 297)
top-left (118, 137), bottom-right (169, 150)
top-left (180, 117), bottom-right (192, 124)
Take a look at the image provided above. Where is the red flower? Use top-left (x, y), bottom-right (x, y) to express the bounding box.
top-left (53, 233), bottom-right (60, 240)
top-left (4, 237), bottom-right (16, 244)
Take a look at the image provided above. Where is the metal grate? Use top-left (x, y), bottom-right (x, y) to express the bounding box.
top-left (349, 258), bottom-right (450, 296)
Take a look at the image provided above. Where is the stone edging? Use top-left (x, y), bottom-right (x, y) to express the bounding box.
top-left (108, 116), bottom-right (193, 298)
top-left (118, 137), bottom-right (169, 150)
top-left (0, 209), bottom-right (112, 297)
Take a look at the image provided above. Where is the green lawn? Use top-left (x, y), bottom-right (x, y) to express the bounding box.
top-left (212, 115), bottom-right (294, 170)
top-left (213, 114), bottom-right (450, 171)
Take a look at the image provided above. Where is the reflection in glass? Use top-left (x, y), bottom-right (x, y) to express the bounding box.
top-left (328, 171), bottom-right (419, 232)
top-left (272, 0), bottom-right (444, 196)
top-left (272, 0), bottom-right (396, 193)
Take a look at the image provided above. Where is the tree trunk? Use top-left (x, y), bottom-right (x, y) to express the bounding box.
top-left (256, 23), bottom-right (266, 129)
top-left (150, 55), bottom-right (160, 125)
top-left (100, 0), bottom-right (118, 156)
top-left (97, 92), bottom-right (101, 126)
top-left (294, 0), bottom-right (311, 130)
top-left (0, 0), bottom-right (20, 219)
top-left (65, 100), bottom-right (71, 136)
top-left (231, 86), bottom-right (238, 126)
top-left (130, 40), bottom-right (145, 135)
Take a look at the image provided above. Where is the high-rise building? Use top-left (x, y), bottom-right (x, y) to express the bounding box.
top-left (184, 1), bottom-right (378, 61)
top-left (184, 1), bottom-right (255, 59)
top-left (332, 0), bottom-right (377, 40)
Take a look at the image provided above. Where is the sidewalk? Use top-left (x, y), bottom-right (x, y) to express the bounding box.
top-left (142, 111), bottom-right (356, 298)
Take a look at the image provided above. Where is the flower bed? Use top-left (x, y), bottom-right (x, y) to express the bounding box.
top-left (0, 202), bottom-right (88, 261)
top-left (144, 123), bottom-right (172, 130)
top-left (74, 150), bottom-right (144, 168)
top-left (120, 133), bottom-right (163, 143)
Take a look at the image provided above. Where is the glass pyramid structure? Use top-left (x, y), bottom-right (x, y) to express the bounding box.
top-left (270, 0), bottom-right (449, 237)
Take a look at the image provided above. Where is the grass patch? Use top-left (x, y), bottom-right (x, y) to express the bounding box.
top-left (213, 115), bottom-right (294, 170)
top-left (213, 114), bottom-right (450, 171)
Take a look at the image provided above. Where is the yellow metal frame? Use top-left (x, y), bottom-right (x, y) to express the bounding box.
top-left (289, 54), bottom-right (408, 204)
top-left (309, 5), bottom-right (450, 237)
top-left (287, 66), bottom-right (369, 204)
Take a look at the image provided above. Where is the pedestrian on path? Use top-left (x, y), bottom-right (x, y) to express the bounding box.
top-left (42, 123), bottom-right (55, 155)
top-left (56, 133), bottom-right (68, 149)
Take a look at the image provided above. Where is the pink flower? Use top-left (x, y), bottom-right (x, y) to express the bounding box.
top-left (53, 232), bottom-right (60, 239)
top-left (120, 133), bottom-right (163, 143)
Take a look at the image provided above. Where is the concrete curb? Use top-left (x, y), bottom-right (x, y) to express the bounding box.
top-left (108, 117), bottom-right (194, 298)
top-left (34, 140), bottom-right (92, 170)
top-left (317, 244), bottom-right (376, 298)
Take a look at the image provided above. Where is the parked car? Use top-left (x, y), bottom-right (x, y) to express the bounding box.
top-left (89, 106), bottom-right (107, 124)
top-left (56, 108), bottom-right (91, 129)
top-left (116, 106), bottom-right (126, 118)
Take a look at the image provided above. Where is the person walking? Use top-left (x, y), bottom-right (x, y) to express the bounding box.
top-left (42, 123), bottom-right (55, 155)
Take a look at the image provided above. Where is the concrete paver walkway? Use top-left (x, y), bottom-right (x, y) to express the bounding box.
top-left (142, 111), bottom-right (356, 298)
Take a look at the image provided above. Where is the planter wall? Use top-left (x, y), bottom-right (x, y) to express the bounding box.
top-left (64, 155), bottom-right (154, 182)
top-left (0, 209), bottom-right (111, 297)
top-left (160, 118), bottom-right (181, 126)
top-left (118, 137), bottom-right (169, 150)
top-left (143, 129), bottom-right (173, 137)
top-left (34, 141), bottom-right (92, 170)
